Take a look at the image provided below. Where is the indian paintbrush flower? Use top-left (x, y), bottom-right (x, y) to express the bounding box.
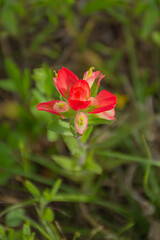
top-left (36, 67), bottom-right (117, 135)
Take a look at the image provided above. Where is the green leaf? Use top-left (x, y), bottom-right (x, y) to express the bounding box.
top-left (52, 194), bottom-right (93, 203)
top-left (43, 64), bottom-right (56, 97)
top-left (141, 6), bottom-right (159, 39)
top-left (84, 151), bottom-right (102, 174)
top-left (0, 225), bottom-right (5, 239)
top-left (20, 216), bottom-right (51, 240)
top-left (8, 229), bottom-right (14, 240)
top-left (0, 200), bottom-right (37, 219)
top-left (52, 155), bottom-right (81, 171)
top-left (23, 223), bottom-right (31, 237)
top-left (49, 119), bottom-right (72, 136)
top-left (142, 136), bottom-right (152, 191)
top-left (5, 208), bottom-right (25, 227)
top-left (107, 7), bottom-right (128, 24)
top-left (47, 130), bottom-right (59, 142)
top-left (96, 150), bottom-right (160, 168)
top-left (43, 179), bottom-right (62, 202)
top-left (118, 222), bottom-right (135, 236)
top-left (50, 179), bottom-right (62, 198)
top-left (32, 64), bottom-right (58, 98)
top-left (31, 89), bottom-right (47, 103)
top-left (82, 0), bottom-right (125, 14)
top-left (0, 79), bottom-right (17, 92)
top-left (152, 31), bottom-right (160, 47)
top-left (73, 232), bottom-right (80, 240)
top-left (1, 8), bottom-right (18, 35)
top-left (63, 135), bottom-right (81, 156)
top-left (87, 114), bottom-right (114, 126)
top-left (5, 58), bottom-right (22, 94)
top-left (81, 126), bottom-right (93, 143)
top-left (25, 180), bottom-right (41, 199)
top-left (42, 207), bottom-right (54, 222)
top-left (90, 79), bottom-right (99, 97)
top-left (0, 143), bottom-right (15, 185)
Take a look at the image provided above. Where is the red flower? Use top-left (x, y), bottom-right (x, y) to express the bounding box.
top-left (36, 67), bottom-right (117, 134)
top-left (68, 80), bottom-right (91, 111)
top-left (83, 67), bottom-right (104, 88)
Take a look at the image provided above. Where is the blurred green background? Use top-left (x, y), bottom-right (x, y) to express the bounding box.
top-left (0, 0), bottom-right (160, 239)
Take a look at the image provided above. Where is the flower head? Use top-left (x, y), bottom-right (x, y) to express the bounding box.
top-left (36, 67), bottom-right (117, 135)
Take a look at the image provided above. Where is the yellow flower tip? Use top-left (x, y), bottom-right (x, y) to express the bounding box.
top-left (78, 116), bottom-right (84, 125)
top-left (87, 66), bottom-right (95, 78)
top-left (53, 70), bottom-right (58, 77)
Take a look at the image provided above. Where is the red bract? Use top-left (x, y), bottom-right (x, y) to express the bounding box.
top-left (68, 80), bottom-right (91, 111)
top-left (83, 68), bottom-right (105, 88)
top-left (36, 100), bottom-right (68, 119)
top-left (75, 112), bottom-right (88, 134)
top-left (89, 90), bottom-right (117, 114)
top-left (36, 67), bottom-right (117, 134)
top-left (57, 68), bottom-right (78, 98)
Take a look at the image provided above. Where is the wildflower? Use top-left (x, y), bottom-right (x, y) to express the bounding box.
top-left (36, 67), bottom-right (117, 134)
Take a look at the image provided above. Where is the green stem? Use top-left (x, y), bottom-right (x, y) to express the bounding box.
top-left (77, 136), bottom-right (87, 166)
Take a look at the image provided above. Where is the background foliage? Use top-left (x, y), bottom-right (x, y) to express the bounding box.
top-left (0, 0), bottom-right (160, 239)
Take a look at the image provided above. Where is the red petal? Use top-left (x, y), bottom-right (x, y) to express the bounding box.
top-left (57, 67), bottom-right (79, 98)
top-left (53, 77), bottom-right (58, 90)
top-left (53, 101), bottom-right (70, 112)
top-left (36, 100), bottom-right (65, 118)
top-left (97, 73), bottom-right (105, 87)
top-left (68, 99), bottom-right (91, 111)
top-left (69, 80), bottom-right (90, 101)
top-left (83, 70), bottom-right (89, 80)
top-left (83, 69), bottom-right (105, 88)
top-left (89, 90), bottom-right (117, 114)
top-left (96, 108), bottom-right (115, 120)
